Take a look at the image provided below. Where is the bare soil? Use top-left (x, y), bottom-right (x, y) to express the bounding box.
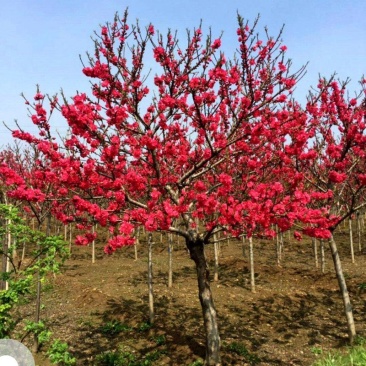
top-left (27, 229), bottom-right (366, 365)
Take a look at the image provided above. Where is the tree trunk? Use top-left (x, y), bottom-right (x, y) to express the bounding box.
top-left (276, 230), bottom-right (282, 266)
top-left (356, 211), bottom-right (362, 252)
top-left (168, 233), bottom-right (173, 288)
top-left (91, 225), bottom-right (96, 264)
top-left (148, 233), bottom-right (154, 324)
top-left (5, 216), bottom-right (11, 291)
top-left (312, 237), bottom-right (318, 269)
top-left (329, 235), bottom-right (356, 344)
top-left (1, 228), bottom-right (7, 291)
top-left (249, 236), bottom-right (255, 293)
top-left (21, 240), bottom-right (26, 267)
top-left (68, 224), bottom-right (72, 254)
top-left (186, 238), bottom-right (221, 366)
top-left (33, 215), bottom-right (50, 353)
top-left (320, 239), bottom-right (325, 273)
top-left (241, 235), bottom-right (246, 257)
top-left (134, 227), bottom-right (139, 261)
top-left (213, 234), bottom-right (219, 282)
top-left (349, 218), bottom-right (355, 263)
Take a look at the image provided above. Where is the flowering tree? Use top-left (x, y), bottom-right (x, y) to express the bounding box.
top-left (7, 11), bottom-right (341, 364)
top-left (294, 77), bottom-right (366, 343)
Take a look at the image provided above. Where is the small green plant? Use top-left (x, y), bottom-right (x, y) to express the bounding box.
top-left (152, 334), bottom-right (166, 346)
top-left (95, 347), bottom-right (166, 366)
top-left (311, 346), bottom-right (323, 355)
top-left (24, 321), bottom-right (52, 347)
top-left (137, 321), bottom-right (152, 332)
top-left (46, 339), bottom-right (76, 366)
top-left (227, 342), bottom-right (260, 364)
top-left (99, 320), bottom-right (132, 335)
top-left (188, 360), bottom-right (204, 366)
top-left (95, 349), bottom-right (136, 365)
top-left (144, 349), bottom-right (166, 362)
top-left (354, 336), bottom-right (366, 346)
top-left (357, 283), bottom-right (366, 293)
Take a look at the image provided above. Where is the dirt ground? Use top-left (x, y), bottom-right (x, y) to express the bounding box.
top-left (26, 229), bottom-right (366, 365)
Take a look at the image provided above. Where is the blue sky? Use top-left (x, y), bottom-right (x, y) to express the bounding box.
top-left (1, 0), bottom-right (365, 147)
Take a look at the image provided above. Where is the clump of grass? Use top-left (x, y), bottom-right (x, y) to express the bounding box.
top-left (137, 321), bottom-right (152, 332)
top-left (312, 343), bottom-right (366, 366)
top-left (152, 334), bottom-right (166, 346)
top-left (357, 282), bottom-right (366, 294)
top-left (226, 342), bottom-right (260, 364)
top-left (94, 346), bottom-right (166, 366)
top-left (99, 320), bottom-right (132, 335)
top-left (95, 349), bottom-right (136, 365)
top-left (188, 360), bottom-right (204, 366)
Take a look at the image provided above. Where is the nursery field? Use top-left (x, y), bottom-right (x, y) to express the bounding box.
top-left (30, 230), bottom-right (366, 365)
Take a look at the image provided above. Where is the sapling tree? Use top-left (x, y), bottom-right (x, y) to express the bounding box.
top-left (0, 204), bottom-right (69, 340)
top-left (8, 11), bottom-right (339, 364)
top-left (296, 77), bottom-right (366, 343)
top-left (0, 145), bottom-right (66, 352)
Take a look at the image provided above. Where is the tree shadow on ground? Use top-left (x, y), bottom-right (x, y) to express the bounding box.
top-left (69, 295), bottom-right (207, 365)
top-left (220, 289), bottom-right (352, 355)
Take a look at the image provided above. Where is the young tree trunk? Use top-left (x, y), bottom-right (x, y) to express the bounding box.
top-left (148, 233), bottom-right (154, 324)
top-left (68, 223), bottom-right (72, 254)
top-left (1, 225), bottom-right (7, 290)
top-left (33, 214), bottom-right (51, 353)
top-left (186, 238), bottom-right (221, 366)
top-left (5, 216), bottom-right (12, 291)
top-left (134, 227), bottom-right (139, 261)
top-left (64, 224), bottom-right (67, 241)
top-left (329, 235), bottom-right (356, 344)
top-left (312, 237), bottom-right (318, 269)
top-left (276, 229), bottom-right (282, 267)
top-left (21, 240), bottom-right (26, 267)
top-left (241, 235), bottom-right (246, 257)
top-left (349, 218), bottom-right (355, 263)
top-left (356, 211), bottom-right (362, 253)
top-left (249, 236), bottom-right (255, 293)
top-left (168, 233), bottom-right (173, 288)
top-left (320, 239), bottom-right (325, 273)
top-left (213, 234), bottom-right (219, 282)
top-left (91, 224), bottom-right (96, 264)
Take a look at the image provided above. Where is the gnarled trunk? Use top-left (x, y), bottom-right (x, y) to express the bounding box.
top-left (186, 238), bottom-right (221, 366)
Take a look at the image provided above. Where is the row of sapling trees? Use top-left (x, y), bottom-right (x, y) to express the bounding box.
top-left (1, 9), bottom-right (366, 365)
top-left (0, 147), bottom-right (73, 354)
top-left (0, 146), bottom-right (58, 352)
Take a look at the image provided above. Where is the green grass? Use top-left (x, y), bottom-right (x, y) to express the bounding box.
top-left (99, 320), bottom-right (132, 335)
top-left (137, 321), bottom-right (153, 332)
top-left (94, 348), bottom-right (166, 366)
top-left (313, 342), bottom-right (366, 366)
top-left (188, 360), bottom-right (204, 366)
top-left (95, 349), bottom-right (136, 365)
top-left (152, 334), bottom-right (166, 346)
top-left (226, 342), bottom-right (260, 364)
